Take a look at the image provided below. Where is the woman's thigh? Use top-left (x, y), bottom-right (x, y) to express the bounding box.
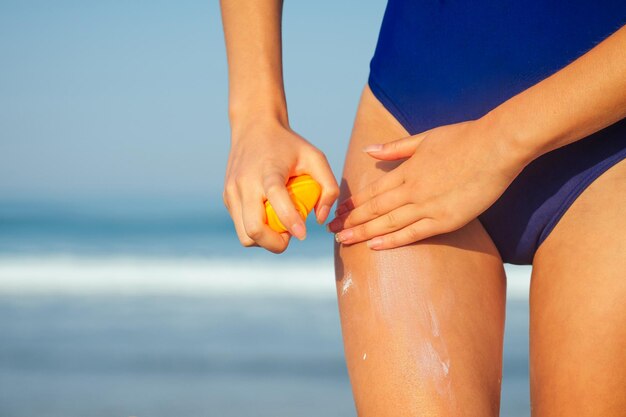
top-left (333, 83), bottom-right (508, 417)
top-left (530, 157), bottom-right (626, 417)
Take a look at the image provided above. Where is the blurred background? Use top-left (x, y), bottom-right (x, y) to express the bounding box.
top-left (0, 1), bottom-right (532, 416)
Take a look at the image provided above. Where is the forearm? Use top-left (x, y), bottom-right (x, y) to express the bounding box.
top-left (485, 24), bottom-right (626, 166)
top-left (219, 0), bottom-right (288, 130)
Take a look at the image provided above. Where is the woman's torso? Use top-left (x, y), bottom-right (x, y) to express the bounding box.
top-left (368, 0), bottom-right (626, 134)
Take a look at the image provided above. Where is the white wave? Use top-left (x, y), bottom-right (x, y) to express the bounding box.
top-left (504, 264), bottom-right (532, 300)
top-left (0, 255), bottom-right (531, 299)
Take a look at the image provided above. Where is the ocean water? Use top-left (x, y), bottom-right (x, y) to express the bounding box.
top-left (0, 202), bottom-right (532, 417)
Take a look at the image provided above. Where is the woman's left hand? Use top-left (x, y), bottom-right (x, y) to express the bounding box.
top-left (326, 118), bottom-right (530, 250)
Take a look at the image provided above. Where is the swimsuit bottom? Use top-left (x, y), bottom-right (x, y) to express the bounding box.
top-left (367, 0), bottom-right (626, 265)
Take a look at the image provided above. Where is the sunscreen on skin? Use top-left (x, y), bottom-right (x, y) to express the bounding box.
top-left (264, 174), bottom-right (322, 234)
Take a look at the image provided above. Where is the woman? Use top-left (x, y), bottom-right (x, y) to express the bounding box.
top-left (220, 0), bottom-right (626, 415)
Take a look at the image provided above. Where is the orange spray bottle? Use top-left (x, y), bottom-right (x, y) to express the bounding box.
top-left (264, 174), bottom-right (322, 235)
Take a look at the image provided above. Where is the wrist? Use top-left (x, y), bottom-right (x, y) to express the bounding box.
top-left (229, 107), bottom-right (291, 143)
top-left (228, 80), bottom-right (289, 125)
top-left (478, 105), bottom-right (543, 172)
top-left (229, 96), bottom-right (289, 134)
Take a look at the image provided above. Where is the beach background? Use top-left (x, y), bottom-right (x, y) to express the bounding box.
top-left (1, 1), bottom-right (532, 416)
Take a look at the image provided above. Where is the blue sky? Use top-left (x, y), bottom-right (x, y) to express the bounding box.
top-left (0, 0), bottom-right (387, 211)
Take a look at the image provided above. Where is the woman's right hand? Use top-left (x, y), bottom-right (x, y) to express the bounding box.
top-left (223, 118), bottom-right (340, 253)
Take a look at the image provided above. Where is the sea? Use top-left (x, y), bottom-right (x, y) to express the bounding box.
top-left (0, 200), bottom-right (532, 417)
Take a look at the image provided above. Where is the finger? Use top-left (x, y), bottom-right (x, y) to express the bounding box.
top-left (240, 187), bottom-right (290, 254)
top-left (306, 151), bottom-right (340, 224)
top-left (362, 128), bottom-right (432, 160)
top-left (335, 169), bottom-right (404, 216)
top-left (263, 172), bottom-right (307, 240)
top-left (326, 185), bottom-right (408, 232)
top-left (226, 192), bottom-right (259, 248)
top-left (279, 231), bottom-right (292, 246)
top-left (275, 230), bottom-right (292, 249)
top-left (333, 204), bottom-right (425, 245)
top-left (366, 218), bottom-right (442, 250)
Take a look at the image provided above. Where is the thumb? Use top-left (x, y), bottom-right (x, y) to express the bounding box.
top-left (361, 130), bottom-right (430, 160)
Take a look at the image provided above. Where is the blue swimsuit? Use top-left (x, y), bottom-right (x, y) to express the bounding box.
top-left (367, 0), bottom-right (626, 265)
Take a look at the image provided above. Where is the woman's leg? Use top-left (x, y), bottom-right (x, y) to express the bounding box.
top-left (530, 157), bottom-right (626, 416)
top-left (333, 83), bottom-right (508, 417)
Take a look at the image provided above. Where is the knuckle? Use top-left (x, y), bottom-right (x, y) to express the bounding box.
top-left (248, 228), bottom-right (263, 240)
top-left (224, 182), bottom-right (237, 200)
top-left (406, 225), bottom-right (423, 242)
top-left (353, 225), bottom-right (366, 239)
top-left (384, 210), bottom-right (398, 229)
top-left (326, 184), bottom-right (340, 200)
top-left (240, 237), bottom-right (256, 247)
top-left (355, 223), bottom-right (372, 240)
top-left (368, 197), bottom-right (381, 215)
top-left (310, 148), bottom-right (326, 161)
top-left (362, 223), bottom-right (377, 240)
top-left (368, 181), bottom-right (380, 198)
top-left (224, 179), bottom-right (237, 192)
top-left (384, 233), bottom-right (396, 247)
top-left (262, 170), bottom-right (283, 184)
top-left (234, 175), bottom-right (248, 189)
top-left (235, 227), bottom-right (256, 247)
top-left (243, 220), bottom-right (264, 240)
top-left (265, 182), bottom-right (283, 199)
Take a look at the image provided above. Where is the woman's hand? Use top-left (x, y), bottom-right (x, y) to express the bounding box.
top-left (326, 118), bottom-right (529, 250)
top-left (224, 118), bottom-right (339, 253)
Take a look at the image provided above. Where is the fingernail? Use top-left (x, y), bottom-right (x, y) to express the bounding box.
top-left (335, 229), bottom-right (353, 243)
top-left (367, 237), bottom-right (383, 249)
top-left (362, 144), bottom-right (383, 153)
top-left (291, 222), bottom-right (306, 240)
top-left (317, 204), bottom-right (330, 224)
